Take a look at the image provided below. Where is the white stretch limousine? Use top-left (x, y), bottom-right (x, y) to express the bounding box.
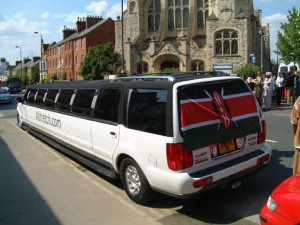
top-left (16, 72), bottom-right (272, 205)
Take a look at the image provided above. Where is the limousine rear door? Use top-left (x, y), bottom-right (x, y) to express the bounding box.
top-left (91, 88), bottom-right (121, 163)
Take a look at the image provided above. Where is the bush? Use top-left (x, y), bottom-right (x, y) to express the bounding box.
top-left (234, 63), bottom-right (261, 80)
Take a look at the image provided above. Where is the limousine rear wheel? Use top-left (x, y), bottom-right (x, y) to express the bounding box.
top-left (120, 158), bottom-right (154, 205)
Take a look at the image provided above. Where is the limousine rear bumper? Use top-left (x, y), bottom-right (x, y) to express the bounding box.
top-left (143, 143), bottom-right (272, 198)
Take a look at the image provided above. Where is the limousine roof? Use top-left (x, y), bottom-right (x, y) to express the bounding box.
top-left (29, 71), bottom-right (231, 90)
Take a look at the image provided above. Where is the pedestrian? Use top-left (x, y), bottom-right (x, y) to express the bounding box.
top-left (257, 72), bottom-right (264, 107)
top-left (290, 96), bottom-right (300, 174)
top-left (285, 71), bottom-right (295, 105)
top-left (249, 73), bottom-right (261, 106)
top-left (295, 71), bottom-right (300, 98)
top-left (275, 72), bottom-right (285, 106)
top-left (263, 72), bottom-right (273, 110)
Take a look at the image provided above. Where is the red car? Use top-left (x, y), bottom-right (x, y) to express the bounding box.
top-left (260, 173), bottom-right (300, 225)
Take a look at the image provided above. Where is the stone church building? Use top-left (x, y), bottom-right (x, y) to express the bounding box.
top-left (115, 0), bottom-right (270, 75)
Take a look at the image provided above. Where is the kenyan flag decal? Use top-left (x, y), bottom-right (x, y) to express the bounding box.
top-left (180, 80), bottom-right (261, 150)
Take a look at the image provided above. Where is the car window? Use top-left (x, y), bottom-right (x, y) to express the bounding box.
top-left (45, 89), bottom-right (59, 109)
top-left (0, 89), bottom-right (8, 94)
top-left (56, 89), bottom-right (75, 112)
top-left (126, 89), bottom-right (167, 136)
top-left (71, 89), bottom-right (96, 117)
top-left (36, 89), bottom-right (47, 106)
top-left (94, 88), bottom-right (120, 122)
top-left (28, 89), bottom-right (37, 104)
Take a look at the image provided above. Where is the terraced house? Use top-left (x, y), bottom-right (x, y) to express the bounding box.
top-left (46, 16), bottom-right (115, 81)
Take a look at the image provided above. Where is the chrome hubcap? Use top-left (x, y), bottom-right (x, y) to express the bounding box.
top-left (125, 165), bottom-right (141, 196)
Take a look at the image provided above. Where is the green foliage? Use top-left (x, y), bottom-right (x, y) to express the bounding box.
top-left (61, 71), bottom-right (67, 80)
top-left (31, 66), bottom-right (40, 84)
top-left (234, 63), bottom-right (261, 79)
top-left (51, 73), bottom-right (58, 80)
top-left (80, 43), bottom-right (120, 80)
top-left (275, 7), bottom-right (300, 64)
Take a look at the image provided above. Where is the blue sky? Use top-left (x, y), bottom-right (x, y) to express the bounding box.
top-left (0, 0), bottom-right (299, 65)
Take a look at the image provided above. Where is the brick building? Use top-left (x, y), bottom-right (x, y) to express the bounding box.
top-left (46, 16), bottom-right (115, 81)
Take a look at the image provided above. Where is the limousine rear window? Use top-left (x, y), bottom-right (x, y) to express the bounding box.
top-left (127, 88), bottom-right (167, 136)
top-left (179, 79), bottom-right (261, 150)
top-left (56, 89), bottom-right (75, 112)
top-left (72, 89), bottom-right (96, 116)
top-left (45, 89), bottom-right (59, 109)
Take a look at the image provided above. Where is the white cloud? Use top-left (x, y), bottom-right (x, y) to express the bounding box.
top-left (86, 1), bottom-right (108, 15)
top-left (42, 12), bottom-right (49, 19)
top-left (262, 13), bottom-right (288, 60)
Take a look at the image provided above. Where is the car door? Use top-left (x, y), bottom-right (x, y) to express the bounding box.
top-left (91, 87), bottom-right (121, 163)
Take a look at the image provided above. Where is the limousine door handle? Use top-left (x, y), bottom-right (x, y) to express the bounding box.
top-left (110, 131), bottom-right (117, 138)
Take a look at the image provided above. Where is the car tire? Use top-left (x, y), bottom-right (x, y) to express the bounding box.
top-left (120, 158), bottom-right (154, 205)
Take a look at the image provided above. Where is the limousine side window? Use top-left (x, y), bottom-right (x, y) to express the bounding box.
top-left (28, 89), bottom-right (37, 104)
top-left (126, 89), bottom-right (167, 136)
top-left (94, 88), bottom-right (120, 122)
top-left (56, 89), bottom-right (75, 112)
top-left (45, 89), bottom-right (59, 109)
top-left (35, 89), bottom-right (47, 106)
top-left (71, 89), bottom-right (96, 116)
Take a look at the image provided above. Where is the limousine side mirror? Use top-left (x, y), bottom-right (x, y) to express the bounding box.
top-left (15, 97), bottom-right (23, 103)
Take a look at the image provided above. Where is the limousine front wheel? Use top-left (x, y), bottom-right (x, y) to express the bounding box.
top-left (120, 158), bottom-right (154, 205)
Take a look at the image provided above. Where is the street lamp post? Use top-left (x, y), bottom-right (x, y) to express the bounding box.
top-left (121, 0), bottom-right (125, 76)
top-left (261, 34), bottom-right (270, 71)
top-left (34, 32), bottom-right (43, 82)
top-left (15, 46), bottom-right (22, 86)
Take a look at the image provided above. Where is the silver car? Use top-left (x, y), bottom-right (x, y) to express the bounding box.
top-left (0, 88), bottom-right (12, 104)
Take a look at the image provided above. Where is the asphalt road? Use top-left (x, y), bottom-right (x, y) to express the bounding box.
top-left (0, 100), bottom-right (295, 225)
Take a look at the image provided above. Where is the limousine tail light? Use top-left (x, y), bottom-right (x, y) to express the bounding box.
top-left (167, 143), bottom-right (193, 171)
top-left (257, 120), bottom-right (266, 144)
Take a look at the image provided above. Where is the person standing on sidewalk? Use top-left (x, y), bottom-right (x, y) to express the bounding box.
top-left (285, 71), bottom-right (295, 105)
top-left (263, 72), bottom-right (273, 110)
top-left (275, 72), bottom-right (285, 106)
top-left (291, 96), bottom-right (300, 174)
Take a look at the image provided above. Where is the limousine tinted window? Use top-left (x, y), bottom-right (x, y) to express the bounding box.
top-left (36, 89), bottom-right (47, 106)
top-left (45, 89), bottom-right (59, 109)
top-left (94, 88), bottom-right (120, 122)
top-left (56, 89), bottom-right (75, 112)
top-left (72, 89), bottom-right (96, 116)
top-left (28, 89), bottom-right (37, 104)
top-left (127, 89), bottom-right (167, 135)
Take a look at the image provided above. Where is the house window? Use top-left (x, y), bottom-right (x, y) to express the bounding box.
top-left (168, 0), bottom-right (189, 30)
top-left (215, 30), bottom-right (239, 55)
top-left (75, 40), bottom-right (78, 50)
top-left (147, 0), bottom-right (161, 31)
top-left (75, 56), bottom-right (78, 65)
top-left (81, 38), bottom-right (84, 50)
top-left (197, 0), bottom-right (209, 28)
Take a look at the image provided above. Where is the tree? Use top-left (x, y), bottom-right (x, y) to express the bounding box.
top-left (80, 43), bottom-right (121, 80)
top-left (234, 63), bottom-right (261, 79)
top-left (275, 7), bottom-right (300, 65)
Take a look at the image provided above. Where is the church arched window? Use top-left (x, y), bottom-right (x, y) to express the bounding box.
top-left (148, 0), bottom-right (161, 32)
top-left (191, 60), bottom-right (205, 71)
top-left (197, 0), bottom-right (209, 28)
top-left (137, 61), bottom-right (149, 74)
top-left (215, 30), bottom-right (239, 55)
top-left (168, 0), bottom-right (189, 30)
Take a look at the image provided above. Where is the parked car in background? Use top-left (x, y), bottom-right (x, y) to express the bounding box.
top-left (0, 88), bottom-right (12, 104)
top-left (260, 173), bottom-right (300, 225)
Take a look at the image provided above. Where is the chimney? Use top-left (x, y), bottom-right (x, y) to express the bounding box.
top-left (86, 15), bottom-right (103, 28)
top-left (23, 58), bottom-right (31, 64)
top-left (33, 56), bottom-right (41, 63)
top-left (76, 17), bottom-right (86, 33)
top-left (63, 26), bottom-right (76, 39)
top-left (0, 57), bottom-right (6, 62)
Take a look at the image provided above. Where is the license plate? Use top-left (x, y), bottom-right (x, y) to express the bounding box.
top-left (218, 140), bottom-right (236, 155)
